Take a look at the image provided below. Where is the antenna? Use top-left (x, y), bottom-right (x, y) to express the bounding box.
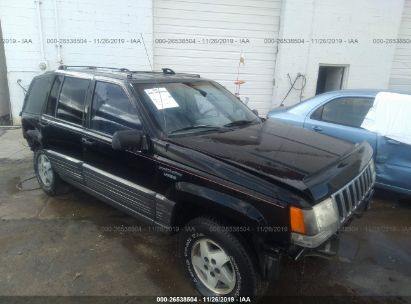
top-left (140, 33), bottom-right (153, 71)
top-left (140, 33), bottom-right (167, 134)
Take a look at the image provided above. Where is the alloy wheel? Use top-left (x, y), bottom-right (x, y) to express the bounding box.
top-left (191, 238), bottom-right (236, 294)
top-left (37, 154), bottom-right (53, 187)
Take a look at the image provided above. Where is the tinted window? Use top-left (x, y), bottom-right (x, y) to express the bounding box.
top-left (23, 75), bottom-right (54, 114)
top-left (314, 97), bottom-right (374, 128)
top-left (45, 75), bottom-right (63, 116)
top-left (56, 77), bottom-right (90, 125)
top-left (90, 82), bottom-right (141, 135)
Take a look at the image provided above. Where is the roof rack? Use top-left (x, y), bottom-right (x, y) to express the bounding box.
top-left (57, 65), bottom-right (200, 78)
top-left (160, 68), bottom-right (200, 78)
top-left (128, 68), bottom-right (200, 78)
top-left (162, 68), bottom-right (175, 75)
top-left (58, 65), bottom-right (130, 72)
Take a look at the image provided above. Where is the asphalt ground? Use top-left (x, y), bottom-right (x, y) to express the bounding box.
top-left (0, 128), bottom-right (410, 303)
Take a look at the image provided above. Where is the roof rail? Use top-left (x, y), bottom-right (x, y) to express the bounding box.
top-left (57, 66), bottom-right (200, 78)
top-left (58, 65), bottom-right (130, 72)
top-left (161, 67), bottom-right (200, 78)
top-left (162, 68), bottom-right (175, 75)
top-left (175, 72), bottom-right (201, 78)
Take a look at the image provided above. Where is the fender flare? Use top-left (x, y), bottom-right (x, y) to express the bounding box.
top-left (25, 128), bottom-right (43, 149)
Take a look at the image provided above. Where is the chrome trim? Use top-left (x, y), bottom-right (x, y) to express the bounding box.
top-left (83, 163), bottom-right (156, 196)
top-left (331, 160), bottom-right (375, 225)
top-left (42, 115), bottom-right (112, 143)
top-left (46, 150), bottom-right (83, 182)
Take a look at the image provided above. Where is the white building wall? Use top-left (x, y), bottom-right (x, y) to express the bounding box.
top-left (153, 0), bottom-right (282, 115)
top-left (272, 0), bottom-right (405, 108)
top-left (390, 0), bottom-right (411, 92)
top-left (0, 0), bottom-right (153, 124)
top-left (0, 0), bottom-right (409, 124)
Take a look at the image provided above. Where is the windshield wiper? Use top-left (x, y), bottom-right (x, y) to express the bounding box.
top-left (169, 125), bottom-right (220, 135)
top-left (223, 120), bottom-right (256, 128)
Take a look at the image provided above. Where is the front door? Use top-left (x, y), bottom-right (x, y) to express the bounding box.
top-left (303, 96), bottom-right (377, 152)
top-left (81, 79), bottom-right (158, 219)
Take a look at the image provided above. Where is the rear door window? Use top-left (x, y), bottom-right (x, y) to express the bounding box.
top-left (312, 97), bottom-right (374, 128)
top-left (23, 75), bottom-right (54, 114)
top-left (90, 81), bottom-right (141, 135)
top-left (56, 77), bottom-right (90, 125)
top-left (45, 75), bottom-right (63, 116)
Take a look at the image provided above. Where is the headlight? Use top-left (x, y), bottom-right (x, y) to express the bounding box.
top-left (290, 198), bottom-right (339, 248)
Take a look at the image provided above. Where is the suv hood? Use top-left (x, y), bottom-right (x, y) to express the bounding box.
top-left (166, 120), bottom-right (372, 203)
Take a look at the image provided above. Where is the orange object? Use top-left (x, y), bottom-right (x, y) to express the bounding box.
top-left (234, 80), bottom-right (245, 85)
top-left (290, 206), bottom-right (305, 234)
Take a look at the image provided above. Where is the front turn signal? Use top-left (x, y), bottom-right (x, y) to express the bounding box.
top-left (290, 206), bottom-right (306, 234)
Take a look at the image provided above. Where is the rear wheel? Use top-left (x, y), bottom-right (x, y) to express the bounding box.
top-left (34, 149), bottom-right (68, 196)
top-left (179, 217), bottom-right (261, 298)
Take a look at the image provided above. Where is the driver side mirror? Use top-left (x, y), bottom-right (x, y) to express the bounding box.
top-left (112, 130), bottom-right (145, 151)
top-left (252, 109), bottom-right (259, 116)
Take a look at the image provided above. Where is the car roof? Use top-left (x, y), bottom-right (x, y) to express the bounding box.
top-left (316, 89), bottom-right (411, 97)
top-left (45, 66), bottom-right (208, 83)
top-left (292, 89), bottom-right (410, 110)
top-left (280, 88), bottom-right (411, 117)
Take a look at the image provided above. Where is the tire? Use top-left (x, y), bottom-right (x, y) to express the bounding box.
top-left (34, 149), bottom-right (68, 196)
top-left (179, 217), bottom-right (260, 298)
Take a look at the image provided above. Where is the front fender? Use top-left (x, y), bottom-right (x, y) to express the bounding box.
top-left (174, 181), bottom-right (267, 227)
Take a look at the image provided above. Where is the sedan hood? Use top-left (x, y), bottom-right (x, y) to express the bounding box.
top-left (167, 120), bottom-right (372, 202)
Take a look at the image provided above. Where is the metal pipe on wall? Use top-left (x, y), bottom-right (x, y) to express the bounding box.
top-left (54, 0), bottom-right (63, 65)
top-left (34, 0), bottom-right (47, 70)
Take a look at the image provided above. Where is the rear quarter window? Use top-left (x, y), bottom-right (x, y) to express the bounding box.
top-left (23, 75), bottom-right (54, 114)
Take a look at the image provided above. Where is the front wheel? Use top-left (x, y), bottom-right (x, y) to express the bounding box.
top-left (179, 217), bottom-right (260, 298)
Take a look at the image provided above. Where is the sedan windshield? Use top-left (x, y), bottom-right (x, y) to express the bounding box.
top-left (132, 81), bottom-right (260, 135)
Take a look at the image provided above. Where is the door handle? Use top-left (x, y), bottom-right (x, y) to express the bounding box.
top-left (81, 138), bottom-right (94, 146)
top-left (312, 126), bottom-right (323, 132)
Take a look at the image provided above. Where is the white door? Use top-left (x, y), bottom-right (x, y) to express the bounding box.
top-left (389, 0), bottom-right (411, 91)
top-left (153, 0), bottom-right (282, 115)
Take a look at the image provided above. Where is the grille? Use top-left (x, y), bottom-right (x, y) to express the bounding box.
top-left (332, 160), bottom-right (375, 224)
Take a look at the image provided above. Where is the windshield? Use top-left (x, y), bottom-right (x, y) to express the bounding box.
top-left (132, 81), bottom-right (260, 135)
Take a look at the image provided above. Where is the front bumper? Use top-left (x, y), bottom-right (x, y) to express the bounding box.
top-left (291, 160), bottom-right (375, 249)
top-left (291, 186), bottom-right (374, 250)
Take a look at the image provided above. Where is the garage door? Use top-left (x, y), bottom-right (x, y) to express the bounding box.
top-left (153, 0), bottom-right (282, 115)
top-left (389, 0), bottom-right (411, 91)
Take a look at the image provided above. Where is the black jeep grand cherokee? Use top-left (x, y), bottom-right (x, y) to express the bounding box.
top-left (21, 66), bottom-right (375, 298)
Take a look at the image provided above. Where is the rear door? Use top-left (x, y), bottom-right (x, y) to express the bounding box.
top-left (375, 136), bottom-right (411, 194)
top-left (41, 75), bottom-right (92, 160)
top-left (303, 96), bottom-right (377, 152)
